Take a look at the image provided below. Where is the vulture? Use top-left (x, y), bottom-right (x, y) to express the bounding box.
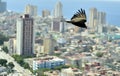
top-left (66, 8), bottom-right (87, 29)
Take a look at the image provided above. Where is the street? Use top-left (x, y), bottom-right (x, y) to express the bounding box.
top-left (0, 51), bottom-right (33, 76)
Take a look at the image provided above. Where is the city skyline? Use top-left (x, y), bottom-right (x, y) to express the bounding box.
top-left (2, 0), bottom-right (120, 26)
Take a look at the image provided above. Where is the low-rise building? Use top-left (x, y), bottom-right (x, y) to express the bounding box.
top-left (33, 56), bottom-right (65, 70)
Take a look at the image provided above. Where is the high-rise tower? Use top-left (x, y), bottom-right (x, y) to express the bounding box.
top-left (89, 8), bottom-right (98, 29)
top-left (0, 0), bottom-right (7, 13)
top-left (97, 12), bottom-right (106, 25)
top-left (53, 1), bottom-right (63, 18)
top-left (16, 14), bottom-right (34, 56)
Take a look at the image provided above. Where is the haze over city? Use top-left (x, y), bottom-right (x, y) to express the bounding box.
top-left (3, 0), bottom-right (120, 26)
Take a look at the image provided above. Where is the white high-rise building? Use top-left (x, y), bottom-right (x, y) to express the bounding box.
top-left (0, 0), bottom-right (6, 13)
top-left (16, 14), bottom-right (34, 56)
top-left (53, 1), bottom-right (63, 18)
top-left (89, 8), bottom-right (98, 29)
top-left (24, 4), bottom-right (37, 16)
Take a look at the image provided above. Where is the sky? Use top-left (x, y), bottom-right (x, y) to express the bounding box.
top-left (2, 0), bottom-right (120, 26)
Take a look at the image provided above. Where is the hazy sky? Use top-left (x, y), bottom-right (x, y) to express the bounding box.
top-left (2, 0), bottom-right (120, 26)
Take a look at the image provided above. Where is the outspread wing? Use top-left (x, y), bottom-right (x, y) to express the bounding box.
top-left (71, 8), bottom-right (87, 23)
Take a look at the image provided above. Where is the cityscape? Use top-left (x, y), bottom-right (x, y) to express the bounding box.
top-left (0, 0), bottom-right (120, 76)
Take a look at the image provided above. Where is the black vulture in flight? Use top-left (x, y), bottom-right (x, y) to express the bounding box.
top-left (66, 8), bottom-right (87, 29)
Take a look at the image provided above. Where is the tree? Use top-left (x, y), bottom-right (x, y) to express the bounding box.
top-left (2, 46), bottom-right (8, 53)
top-left (96, 52), bottom-right (103, 57)
top-left (0, 59), bottom-right (7, 66)
top-left (0, 33), bottom-right (9, 45)
top-left (8, 62), bottom-right (15, 69)
top-left (12, 55), bottom-right (30, 70)
top-left (12, 55), bottom-right (24, 65)
top-left (23, 63), bottom-right (30, 69)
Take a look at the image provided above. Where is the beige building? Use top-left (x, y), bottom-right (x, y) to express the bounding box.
top-left (24, 4), bottom-right (37, 16)
top-left (42, 9), bottom-right (50, 17)
top-left (43, 34), bottom-right (56, 55)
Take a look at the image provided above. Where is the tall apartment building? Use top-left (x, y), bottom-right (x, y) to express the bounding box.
top-left (24, 4), bottom-right (37, 16)
top-left (51, 17), bottom-right (66, 33)
top-left (0, 0), bottom-right (7, 13)
top-left (53, 1), bottom-right (63, 18)
top-left (16, 14), bottom-right (34, 56)
top-left (43, 34), bottom-right (56, 55)
top-left (89, 8), bottom-right (106, 32)
top-left (89, 8), bottom-right (98, 29)
top-left (97, 11), bottom-right (106, 25)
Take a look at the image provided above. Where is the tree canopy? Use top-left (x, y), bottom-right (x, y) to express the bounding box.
top-left (0, 33), bottom-right (9, 45)
top-left (0, 59), bottom-right (7, 66)
top-left (8, 62), bottom-right (15, 69)
top-left (2, 46), bottom-right (8, 53)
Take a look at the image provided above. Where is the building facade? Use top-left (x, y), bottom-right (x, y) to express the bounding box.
top-left (16, 14), bottom-right (34, 56)
top-left (0, 0), bottom-right (6, 13)
top-left (8, 38), bottom-right (16, 55)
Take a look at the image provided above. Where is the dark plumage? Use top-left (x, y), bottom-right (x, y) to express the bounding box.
top-left (66, 8), bottom-right (87, 29)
